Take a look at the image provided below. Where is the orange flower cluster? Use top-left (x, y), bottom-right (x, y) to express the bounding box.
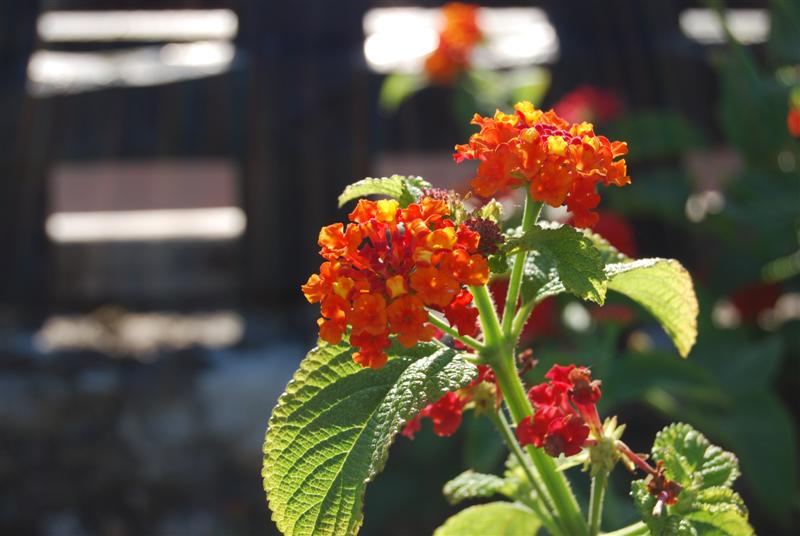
top-left (302, 198), bottom-right (489, 369)
top-left (424, 3), bottom-right (482, 84)
top-left (454, 101), bottom-right (631, 227)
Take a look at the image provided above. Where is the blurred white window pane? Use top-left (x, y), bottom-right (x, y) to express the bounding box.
top-left (27, 41), bottom-right (236, 96)
top-left (679, 9), bottom-right (769, 45)
top-left (37, 9), bottom-right (238, 42)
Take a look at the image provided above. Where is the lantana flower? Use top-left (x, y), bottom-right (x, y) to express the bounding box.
top-left (424, 3), bottom-right (482, 84)
top-left (454, 101), bottom-right (631, 227)
top-left (302, 197), bottom-right (489, 369)
top-left (515, 364), bottom-right (603, 457)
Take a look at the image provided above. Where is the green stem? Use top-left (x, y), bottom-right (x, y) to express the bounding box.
top-left (511, 298), bottom-right (536, 341)
top-left (426, 313), bottom-right (485, 351)
top-left (501, 195), bottom-right (543, 334)
top-left (469, 284), bottom-right (503, 346)
top-left (602, 521), bottom-right (649, 536)
top-left (471, 193), bottom-right (586, 535)
top-left (588, 471), bottom-right (608, 536)
top-left (492, 362), bottom-right (588, 536)
top-left (489, 410), bottom-right (562, 536)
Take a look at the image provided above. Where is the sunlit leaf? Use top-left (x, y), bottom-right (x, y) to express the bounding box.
top-left (338, 175), bottom-right (431, 208)
top-left (631, 423), bottom-right (753, 536)
top-left (606, 259), bottom-right (698, 357)
top-left (508, 222), bottom-right (608, 304)
top-left (433, 502), bottom-right (541, 536)
top-left (263, 341), bottom-right (476, 536)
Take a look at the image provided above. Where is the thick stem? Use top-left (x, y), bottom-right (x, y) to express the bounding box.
top-left (603, 521), bottom-right (649, 536)
top-left (469, 285), bottom-right (503, 346)
top-left (426, 312), bottom-right (485, 351)
top-left (493, 364), bottom-right (589, 536)
top-left (489, 410), bottom-right (562, 536)
top-left (501, 195), bottom-right (543, 334)
top-left (588, 471), bottom-right (608, 536)
top-left (472, 193), bottom-right (586, 535)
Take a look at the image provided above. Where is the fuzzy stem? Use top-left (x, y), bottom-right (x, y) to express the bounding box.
top-left (501, 195), bottom-right (543, 334)
top-left (511, 298), bottom-right (537, 341)
top-left (469, 284), bottom-right (503, 346)
top-left (426, 313), bottom-right (485, 351)
top-left (471, 192), bottom-right (587, 536)
top-left (492, 359), bottom-right (589, 536)
top-left (588, 470), bottom-right (608, 536)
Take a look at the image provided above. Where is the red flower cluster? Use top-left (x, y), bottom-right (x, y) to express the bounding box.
top-left (424, 3), bottom-right (482, 84)
top-left (516, 364), bottom-right (603, 457)
top-left (302, 197), bottom-right (489, 369)
top-left (788, 106), bottom-right (800, 138)
top-left (554, 85), bottom-right (623, 125)
top-left (454, 101), bottom-right (630, 227)
top-left (402, 365), bottom-right (498, 438)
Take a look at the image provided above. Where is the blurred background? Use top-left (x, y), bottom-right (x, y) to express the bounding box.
top-left (0, 0), bottom-right (798, 535)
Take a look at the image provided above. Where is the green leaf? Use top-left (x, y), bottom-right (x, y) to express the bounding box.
top-left (652, 423), bottom-right (740, 489)
top-left (684, 510), bottom-right (753, 536)
top-left (433, 502), bottom-right (541, 536)
top-left (263, 341), bottom-right (477, 536)
top-left (631, 423), bottom-right (753, 536)
top-left (514, 223), bottom-right (698, 356)
top-left (509, 223), bottom-right (608, 304)
top-left (443, 470), bottom-right (506, 505)
top-left (337, 175), bottom-right (431, 208)
top-left (606, 259), bottom-right (698, 357)
top-left (693, 487), bottom-right (747, 517)
top-left (378, 72), bottom-right (427, 112)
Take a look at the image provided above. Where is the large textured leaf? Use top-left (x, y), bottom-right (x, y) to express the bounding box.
top-left (337, 175), bottom-right (431, 208)
top-left (516, 224), bottom-right (698, 356)
top-left (508, 223), bottom-right (608, 304)
top-left (433, 502), bottom-right (541, 536)
top-left (584, 229), bottom-right (697, 357)
top-left (263, 342), bottom-right (476, 536)
top-left (606, 259), bottom-right (698, 357)
top-left (443, 470), bottom-right (506, 505)
top-left (631, 423), bottom-right (753, 536)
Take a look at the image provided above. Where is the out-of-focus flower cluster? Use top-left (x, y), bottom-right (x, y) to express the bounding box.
top-left (302, 198), bottom-right (489, 369)
top-left (554, 85), bottom-right (623, 125)
top-left (789, 106), bottom-right (800, 138)
top-left (402, 365), bottom-right (499, 438)
top-left (516, 364), bottom-right (603, 457)
top-left (455, 101), bottom-right (630, 227)
top-left (424, 3), bottom-right (482, 84)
